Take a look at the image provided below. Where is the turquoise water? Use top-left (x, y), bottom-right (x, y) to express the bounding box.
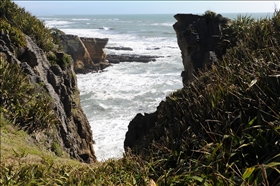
top-left (39, 12), bottom-right (273, 161)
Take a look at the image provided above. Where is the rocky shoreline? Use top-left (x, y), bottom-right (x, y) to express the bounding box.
top-left (59, 34), bottom-right (163, 74)
top-left (54, 13), bottom-right (231, 158)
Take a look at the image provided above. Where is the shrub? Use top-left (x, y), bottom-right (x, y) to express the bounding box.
top-left (0, 0), bottom-right (54, 52)
top-left (0, 18), bottom-right (25, 48)
top-left (0, 58), bottom-right (58, 133)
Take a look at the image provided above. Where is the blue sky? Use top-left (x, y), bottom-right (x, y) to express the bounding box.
top-left (14, 1), bottom-right (278, 15)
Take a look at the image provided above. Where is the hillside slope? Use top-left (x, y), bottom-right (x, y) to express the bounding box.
top-left (124, 11), bottom-right (280, 185)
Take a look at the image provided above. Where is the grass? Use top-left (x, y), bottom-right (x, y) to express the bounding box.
top-left (126, 10), bottom-right (280, 185)
top-left (1, 119), bottom-right (154, 185)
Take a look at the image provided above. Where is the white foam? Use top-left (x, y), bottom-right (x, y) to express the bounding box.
top-left (45, 20), bottom-right (73, 28)
top-left (151, 22), bottom-right (174, 27)
top-left (78, 58), bottom-right (182, 161)
top-left (72, 18), bottom-right (90, 21)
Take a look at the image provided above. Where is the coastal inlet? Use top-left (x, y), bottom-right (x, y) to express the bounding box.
top-left (42, 14), bottom-right (183, 161)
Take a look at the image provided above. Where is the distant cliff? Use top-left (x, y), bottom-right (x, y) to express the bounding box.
top-left (59, 34), bottom-right (109, 74)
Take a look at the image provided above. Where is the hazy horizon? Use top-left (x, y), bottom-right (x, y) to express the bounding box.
top-left (15, 1), bottom-right (277, 16)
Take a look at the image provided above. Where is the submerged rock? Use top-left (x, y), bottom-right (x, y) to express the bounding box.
top-left (106, 46), bottom-right (133, 51)
top-left (107, 54), bottom-right (161, 63)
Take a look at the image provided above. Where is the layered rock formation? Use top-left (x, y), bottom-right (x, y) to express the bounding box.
top-left (124, 13), bottom-right (229, 154)
top-left (0, 32), bottom-right (96, 163)
top-left (60, 34), bottom-right (109, 73)
top-left (173, 13), bottom-right (229, 85)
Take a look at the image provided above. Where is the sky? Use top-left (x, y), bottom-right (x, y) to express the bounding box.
top-left (14, 1), bottom-right (279, 16)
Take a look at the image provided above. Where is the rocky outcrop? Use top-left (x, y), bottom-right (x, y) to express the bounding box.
top-left (107, 54), bottom-right (161, 64)
top-left (124, 112), bottom-right (158, 151)
top-left (80, 37), bottom-right (108, 64)
top-left (124, 13), bottom-right (230, 154)
top-left (0, 32), bottom-right (96, 163)
top-left (106, 46), bottom-right (133, 51)
top-left (173, 13), bottom-right (229, 85)
top-left (60, 34), bottom-right (109, 73)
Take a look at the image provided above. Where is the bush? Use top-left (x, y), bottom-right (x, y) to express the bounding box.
top-left (0, 18), bottom-right (25, 48)
top-left (0, 0), bottom-right (54, 52)
top-left (0, 58), bottom-right (58, 133)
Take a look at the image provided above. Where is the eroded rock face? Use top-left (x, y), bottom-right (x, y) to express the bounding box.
top-left (0, 33), bottom-right (96, 163)
top-left (80, 37), bottom-right (108, 64)
top-left (173, 13), bottom-right (229, 85)
top-left (60, 34), bottom-right (109, 73)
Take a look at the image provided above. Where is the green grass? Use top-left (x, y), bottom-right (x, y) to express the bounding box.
top-left (126, 10), bottom-right (280, 185)
top-left (0, 120), bottom-right (154, 186)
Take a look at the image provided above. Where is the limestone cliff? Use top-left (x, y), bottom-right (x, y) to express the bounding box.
top-left (60, 34), bottom-right (109, 73)
top-left (124, 13), bottom-right (230, 154)
top-left (0, 32), bottom-right (96, 163)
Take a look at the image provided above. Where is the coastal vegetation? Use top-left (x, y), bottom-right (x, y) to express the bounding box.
top-left (1, 0), bottom-right (280, 185)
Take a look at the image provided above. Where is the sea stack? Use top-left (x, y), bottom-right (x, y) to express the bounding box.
top-left (173, 13), bottom-right (229, 85)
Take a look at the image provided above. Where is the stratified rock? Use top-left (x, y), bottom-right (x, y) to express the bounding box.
top-left (59, 34), bottom-right (109, 73)
top-left (173, 13), bottom-right (229, 85)
top-left (80, 37), bottom-right (108, 63)
top-left (60, 34), bottom-right (94, 72)
top-left (1, 32), bottom-right (96, 163)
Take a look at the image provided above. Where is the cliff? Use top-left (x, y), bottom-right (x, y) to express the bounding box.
top-left (59, 34), bottom-right (109, 73)
top-left (0, 32), bottom-right (96, 163)
top-left (124, 13), bottom-right (230, 153)
top-left (173, 13), bottom-right (229, 85)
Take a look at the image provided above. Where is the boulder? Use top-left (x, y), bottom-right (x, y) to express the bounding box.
top-left (124, 111), bottom-right (158, 153)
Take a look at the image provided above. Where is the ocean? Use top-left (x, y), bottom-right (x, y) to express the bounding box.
top-left (40, 12), bottom-right (273, 161)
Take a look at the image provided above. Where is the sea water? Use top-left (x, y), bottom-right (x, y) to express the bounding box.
top-left (40, 12), bottom-right (273, 161)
